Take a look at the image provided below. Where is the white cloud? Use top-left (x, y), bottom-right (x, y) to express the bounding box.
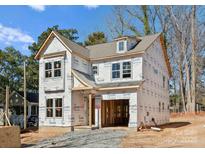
top-left (28, 5), bottom-right (46, 12)
top-left (0, 24), bottom-right (34, 45)
top-left (84, 5), bottom-right (99, 10)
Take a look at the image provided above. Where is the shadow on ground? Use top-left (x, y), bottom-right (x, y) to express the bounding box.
top-left (160, 122), bottom-right (191, 129)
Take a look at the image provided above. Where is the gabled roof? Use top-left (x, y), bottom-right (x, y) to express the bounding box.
top-left (72, 69), bottom-right (96, 88)
top-left (35, 31), bottom-right (90, 60)
top-left (71, 69), bottom-right (144, 91)
top-left (35, 31), bottom-right (171, 77)
top-left (9, 91), bottom-right (38, 103)
top-left (87, 33), bottom-right (161, 60)
top-left (18, 92), bottom-right (39, 103)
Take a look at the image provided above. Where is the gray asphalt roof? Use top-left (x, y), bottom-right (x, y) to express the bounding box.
top-left (72, 69), bottom-right (143, 89)
top-left (54, 31), bottom-right (90, 58)
top-left (54, 31), bottom-right (161, 60)
top-left (86, 33), bottom-right (161, 59)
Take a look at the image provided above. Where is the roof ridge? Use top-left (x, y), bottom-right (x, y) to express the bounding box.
top-left (52, 31), bottom-right (88, 50)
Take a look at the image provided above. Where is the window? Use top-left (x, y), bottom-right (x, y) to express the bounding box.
top-left (118, 41), bottom-right (125, 51)
top-left (112, 63), bottom-right (120, 79)
top-left (92, 65), bottom-right (98, 75)
top-left (163, 76), bottom-right (166, 88)
top-left (159, 102), bottom-right (161, 112)
top-left (45, 62), bottom-right (52, 78)
top-left (123, 62), bottom-right (131, 78)
top-left (162, 102), bottom-right (164, 111)
top-left (46, 99), bottom-right (53, 117)
top-left (45, 61), bottom-right (62, 78)
top-left (55, 98), bottom-right (62, 117)
top-left (31, 105), bottom-right (38, 116)
top-left (54, 61), bottom-right (61, 77)
top-left (46, 98), bottom-right (62, 118)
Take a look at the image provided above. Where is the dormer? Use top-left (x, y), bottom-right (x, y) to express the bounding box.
top-left (115, 36), bottom-right (140, 53)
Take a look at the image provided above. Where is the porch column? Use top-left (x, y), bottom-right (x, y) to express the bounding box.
top-left (95, 95), bottom-right (102, 128)
top-left (89, 93), bottom-right (92, 128)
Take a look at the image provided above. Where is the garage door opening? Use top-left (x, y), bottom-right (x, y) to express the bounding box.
top-left (101, 99), bottom-right (129, 127)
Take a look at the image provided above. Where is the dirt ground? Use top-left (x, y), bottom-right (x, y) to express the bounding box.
top-left (21, 127), bottom-right (71, 147)
top-left (21, 113), bottom-right (205, 148)
top-left (121, 113), bottom-right (205, 148)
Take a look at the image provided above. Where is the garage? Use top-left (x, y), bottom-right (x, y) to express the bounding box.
top-left (101, 99), bottom-right (129, 127)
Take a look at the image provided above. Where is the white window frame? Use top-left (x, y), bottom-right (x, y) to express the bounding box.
top-left (92, 65), bottom-right (98, 75)
top-left (112, 63), bottom-right (121, 79)
top-left (122, 61), bottom-right (131, 78)
top-left (45, 60), bottom-right (62, 79)
top-left (54, 61), bottom-right (62, 77)
top-left (46, 99), bottom-right (53, 117)
top-left (46, 98), bottom-right (63, 118)
top-left (117, 40), bottom-right (127, 53)
top-left (45, 62), bottom-right (52, 78)
top-left (111, 61), bottom-right (132, 80)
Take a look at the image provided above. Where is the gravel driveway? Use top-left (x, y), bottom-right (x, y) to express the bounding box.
top-left (29, 128), bottom-right (127, 148)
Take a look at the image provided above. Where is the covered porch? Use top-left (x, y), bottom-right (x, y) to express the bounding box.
top-left (71, 69), bottom-right (143, 129)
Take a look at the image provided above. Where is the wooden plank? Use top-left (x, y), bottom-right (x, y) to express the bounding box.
top-left (89, 94), bottom-right (92, 128)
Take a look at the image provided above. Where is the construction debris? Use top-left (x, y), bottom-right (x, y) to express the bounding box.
top-left (151, 127), bottom-right (162, 132)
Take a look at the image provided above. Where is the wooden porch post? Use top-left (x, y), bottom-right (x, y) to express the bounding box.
top-left (89, 93), bottom-right (92, 128)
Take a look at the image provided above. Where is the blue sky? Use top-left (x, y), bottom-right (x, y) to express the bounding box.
top-left (0, 5), bottom-right (113, 55)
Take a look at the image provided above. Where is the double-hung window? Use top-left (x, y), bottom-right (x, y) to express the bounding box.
top-left (112, 61), bottom-right (131, 79)
top-left (45, 62), bottom-right (52, 78)
top-left (118, 41), bottom-right (125, 51)
top-left (46, 99), bottom-right (53, 117)
top-left (46, 98), bottom-right (62, 118)
top-left (92, 65), bottom-right (98, 75)
top-left (55, 98), bottom-right (62, 117)
top-left (163, 76), bottom-right (166, 88)
top-left (54, 61), bottom-right (61, 77)
top-left (45, 60), bottom-right (62, 78)
top-left (112, 63), bottom-right (120, 79)
top-left (122, 62), bottom-right (131, 78)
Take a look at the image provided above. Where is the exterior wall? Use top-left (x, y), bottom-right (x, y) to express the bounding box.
top-left (101, 91), bottom-right (138, 127)
top-left (44, 37), bottom-right (67, 55)
top-left (93, 57), bottom-right (143, 84)
top-left (43, 57), bottom-right (65, 91)
top-left (138, 38), bottom-right (170, 125)
top-left (39, 37), bottom-right (73, 127)
top-left (72, 55), bottom-right (91, 74)
top-left (72, 91), bottom-right (88, 126)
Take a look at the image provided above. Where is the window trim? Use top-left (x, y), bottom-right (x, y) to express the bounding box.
top-left (111, 61), bottom-right (132, 80)
top-left (46, 98), bottom-right (63, 118)
top-left (122, 61), bottom-right (131, 78)
top-left (117, 40), bottom-right (127, 53)
top-left (112, 62), bottom-right (121, 79)
top-left (46, 99), bottom-right (53, 118)
top-left (92, 65), bottom-right (99, 75)
top-left (45, 62), bottom-right (52, 78)
top-left (54, 61), bottom-right (62, 77)
top-left (44, 60), bottom-right (62, 79)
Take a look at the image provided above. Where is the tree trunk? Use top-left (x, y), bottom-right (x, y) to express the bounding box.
top-left (191, 5), bottom-right (196, 112)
